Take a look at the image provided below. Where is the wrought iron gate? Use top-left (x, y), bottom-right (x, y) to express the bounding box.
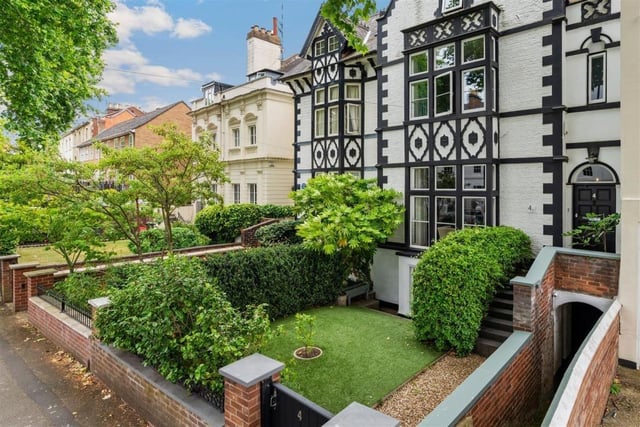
top-left (261, 380), bottom-right (333, 427)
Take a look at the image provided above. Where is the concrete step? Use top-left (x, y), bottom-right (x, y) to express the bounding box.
top-left (487, 306), bottom-right (513, 321)
top-left (482, 315), bottom-right (514, 332)
top-left (491, 297), bottom-right (514, 310)
top-left (475, 337), bottom-right (502, 357)
top-left (479, 326), bottom-right (512, 343)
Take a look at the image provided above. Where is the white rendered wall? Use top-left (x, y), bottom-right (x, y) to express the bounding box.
top-left (371, 248), bottom-right (400, 305)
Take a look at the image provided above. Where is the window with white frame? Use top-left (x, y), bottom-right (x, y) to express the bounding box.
top-left (436, 165), bottom-right (456, 190)
top-left (232, 184), bottom-right (240, 204)
top-left (463, 197), bottom-right (486, 227)
top-left (463, 67), bottom-right (486, 111)
top-left (315, 39), bottom-right (326, 56)
top-left (345, 84), bottom-right (360, 100)
top-left (328, 85), bottom-right (339, 102)
top-left (410, 79), bottom-right (429, 118)
top-left (315, 109), bottom-right (325, 138)
top-left (345, 104), bottom-right (361, 134)
top-left (411, 167), bottom-right (429, 190)
top-left (248, 124), bottom-right (257, 145)
top-left (588, 52), bottom-right (606, 103)
top-left (232, 128), bottom-right (240, 147)
top-left (410, 51), bottom-right (429, 75)
top-left (411, 196), bottom-right (430, 247)
top-left (462, 36), bottom-right (484, 63)
top-left (435, 72), bottom-right (453, 116)
top-left (442, 0), bottom-right (462, 13)
top-left (463, 164), bottom-right (486, 190)
top-left (248, 183), bottom-right (257, 204)
top-left (435, 43), bottom-right (455, 70)
top-left (328, 35), bottom-right (339, 52)
top-left (315, 88), bottom-right (325, 105)
top-left (328, 105), bottom-right (339, 135)
top-left (128, 134), bottom-right (134, 147)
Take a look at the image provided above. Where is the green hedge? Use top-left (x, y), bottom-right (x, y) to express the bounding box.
top-left (204, 245), bottom-right (349, 319)
top-left (95, 256), bottom-right (271, 394)
top-left (127, 226), bottom-right (210, 253)
top-left (412, 226), bottom-right (531, 355)
top-left (255, 219), bottom-right (302, 246)
top-left (195, 204), bottom-right (294, 244)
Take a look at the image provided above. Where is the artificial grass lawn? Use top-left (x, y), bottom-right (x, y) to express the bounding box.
top-left (16, 240), bottom-right (133, 265)
top-left (260, 306), bottom-right (442, 414)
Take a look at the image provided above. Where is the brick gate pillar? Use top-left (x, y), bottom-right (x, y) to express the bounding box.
top-left (10, 263), bottom-right (40, 312)
top-left (0, 254), bottom-right (20, 303)
top-left (219, 353), bottom-right (284, 427)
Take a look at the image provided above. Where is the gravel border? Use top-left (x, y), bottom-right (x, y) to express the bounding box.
top-left (376, 352), bottom-right (486, 426)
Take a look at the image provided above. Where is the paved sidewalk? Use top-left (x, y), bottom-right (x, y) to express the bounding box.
top-left (0, 304), bottom-right (146, 427)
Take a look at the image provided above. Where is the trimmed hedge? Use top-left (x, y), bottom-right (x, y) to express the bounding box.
top-left (412, 226), bottom-right (531, 355)
top-left (204, 245), bottom-right (349, 319)
top-left (195, 204), bottom-right (294, 244)
top-left (255, 219), bottom-right (303, 246)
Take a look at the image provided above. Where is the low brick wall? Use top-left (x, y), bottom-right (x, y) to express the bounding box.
top-left (91, 342), bottom-right (224, 427)
top-left (28, 297), bottom-right (92, 367)
top-left (555, 252), bottom-right (620, 298)
top-left (11, 263), bottom-right (40, 312)
top-left (420, 332), bottom-right (537, 427)
top-left (0, 254), bottom-right (20, 303)
top-left (241, 218), bottom-right (280, 247)
top-left (27, 296), bottom-right (224, 427)
top-left (543, 300), bottom-right (621, 425)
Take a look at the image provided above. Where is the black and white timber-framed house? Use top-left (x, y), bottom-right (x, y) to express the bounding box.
top-left (281, 12), bottom-right (381, 185)
top-left (288, 0), bottom-right (620, 317)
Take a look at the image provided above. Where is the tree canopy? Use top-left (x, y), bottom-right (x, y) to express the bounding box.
top-left (321, 0), bottom-right (379, 53)
top-left (0, 0), bottom-right (117, 147)
top-left (290, 174), bottom-right (404, 285)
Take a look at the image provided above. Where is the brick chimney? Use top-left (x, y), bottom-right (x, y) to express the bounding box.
top-left (246, 17), bottom-right (282, 77)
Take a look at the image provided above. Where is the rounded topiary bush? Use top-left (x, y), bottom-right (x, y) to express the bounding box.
top-left (412, 226), bottom-right (531, 355)
top-left (195, 203), bottom-right (263, 243)
top-left (258, 204), bottom-right (295, 219)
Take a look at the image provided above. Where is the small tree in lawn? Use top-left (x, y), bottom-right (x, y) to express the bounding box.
top-left (290, 174), bottom-right (404, 287)
top-left (100, 124), bottom-right (227, 252)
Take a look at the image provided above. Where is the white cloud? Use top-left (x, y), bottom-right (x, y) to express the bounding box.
top-left (171, 18), bottom-right (212, 39)
top-left (100, 48), bottom-right (205, 95)
top-left (109, 1), bottom-right (211, 45)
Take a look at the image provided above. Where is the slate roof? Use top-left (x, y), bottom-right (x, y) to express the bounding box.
top-left (92, 101), bottom-right (189, 142)
top-left (280, 12), bottom-right (381, 81)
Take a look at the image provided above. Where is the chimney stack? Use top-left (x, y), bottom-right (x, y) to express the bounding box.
top-left (246, 17), bottom-right (282, 77)
top-left (273, 17), bottom-right (278, 36)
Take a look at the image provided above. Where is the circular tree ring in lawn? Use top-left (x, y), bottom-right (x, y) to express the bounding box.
top-left (293, 346), bottom-right (323, 360)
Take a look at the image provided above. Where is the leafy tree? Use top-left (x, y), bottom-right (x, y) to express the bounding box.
top-left (320, 0), bottom-right (378, 53)
top-left (0, 0), bottom-right (117, 147)
top-left (100, 124), bottom-right (227, 252)
top-left (290, 174), bottom-right (404, 286)
top-left (564, 212), bottom-right (620, 252)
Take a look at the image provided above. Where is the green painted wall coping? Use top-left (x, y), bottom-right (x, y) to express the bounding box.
top-left (510, 246), bottom-right (620, 288)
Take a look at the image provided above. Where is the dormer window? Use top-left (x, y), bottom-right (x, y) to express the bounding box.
top-left (315, 39), bottom-right (326, 56)
top-left (328, 35), bottom-right (339, 52)
top-left (442, 0), bottom-right (462, 14)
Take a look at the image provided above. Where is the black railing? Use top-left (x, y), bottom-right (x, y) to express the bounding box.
top-left (186, 383), bottom-right (225, 412)
top-left (37, 284), bottom-right (93, 329)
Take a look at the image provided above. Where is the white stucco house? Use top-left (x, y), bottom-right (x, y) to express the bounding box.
top-left (190, 19), bottom-right (297, 207)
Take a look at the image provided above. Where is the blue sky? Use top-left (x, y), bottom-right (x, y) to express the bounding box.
top-left (99, 0), bottom-right (384, 113)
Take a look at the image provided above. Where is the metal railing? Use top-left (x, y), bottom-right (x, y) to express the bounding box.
top-left (37, 284), bottom-right (93, 329)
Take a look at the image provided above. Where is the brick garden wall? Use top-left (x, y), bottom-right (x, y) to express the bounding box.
top-left (27, 295), bottom-right (224, 427)
top-left (555, 253), bottom-right (619, 298)
top-left (465, 339), bottom-right (538, 426)
top-left (28, 297), bottom-right (92, 367)
top-left (567, 311), bottom-right (620, 426)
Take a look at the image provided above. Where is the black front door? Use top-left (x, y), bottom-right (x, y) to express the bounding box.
top-left (572, 184), bottom-right (616, 252)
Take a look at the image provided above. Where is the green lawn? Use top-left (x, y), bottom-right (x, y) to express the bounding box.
top-left (17, 240), bottom-right (133, 265)
top-left (260, 306), bottom-right (442, 414)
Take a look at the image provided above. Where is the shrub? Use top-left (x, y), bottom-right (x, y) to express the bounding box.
top-left (127, 226), bottom-right (209, 253)
top-left (258, 204), bottom-right (295, 219)
top-left (0, 226), bottom-right (18, 255)
top-left (53, 273), bottom-right (109, 310)
top-left (204, 245), bottom-right (349, 319)
top-left (95, 256), bottom-right (271, 394)
top-left (412, 226), bottom-right (531, 355)
top-left (255, 219), bottom-right (303, 246)
top-left (195, 203), bottom-right (262, 243)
